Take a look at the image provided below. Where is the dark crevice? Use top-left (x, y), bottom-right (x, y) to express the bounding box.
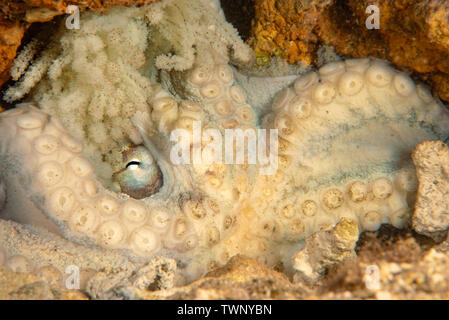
top-left (220, 0), bottom-right (255, 41)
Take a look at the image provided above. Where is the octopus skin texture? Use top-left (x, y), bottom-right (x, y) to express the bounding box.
top-left (1, 55), bottom-right (449, 283)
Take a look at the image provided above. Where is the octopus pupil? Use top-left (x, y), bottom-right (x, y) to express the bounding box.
top-left (126, 161), bottom-right (141, 169)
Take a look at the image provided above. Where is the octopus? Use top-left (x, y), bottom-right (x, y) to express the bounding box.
top-left (0, 0), bottom-right (448, 288)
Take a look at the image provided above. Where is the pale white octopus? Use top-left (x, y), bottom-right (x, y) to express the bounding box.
top-left (0, 2), bottom-right (449, 285)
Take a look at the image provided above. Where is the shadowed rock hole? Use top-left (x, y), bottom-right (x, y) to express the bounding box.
top-left (220, 0), bottom-right (255, 41)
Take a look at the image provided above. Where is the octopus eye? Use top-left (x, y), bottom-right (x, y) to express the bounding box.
top-left (113, 147), bottom-right (163, 199)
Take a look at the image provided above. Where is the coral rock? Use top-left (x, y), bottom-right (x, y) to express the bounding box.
top-left (0, 0), bottom-right (160, 21)
top-left (0, 265), bottom-right (89, 300)
top-left (0, 19), bottom-right (27, 87)
top-left (412, 141), bottom-right (449, 239)
top-left (293, 218), bottom-right (359, 283)
top-left (249, 0), bottom-right (334, 66)
top-left (137, 255), bottom-right (307, 300)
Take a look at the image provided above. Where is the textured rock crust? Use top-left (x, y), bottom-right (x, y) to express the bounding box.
top-left (0, 265), bottom-right (88, 299)
top-left (293, 218), bottom-right (359, 283)
top-left (294, 226), bottom-right (449, 300)
top-left (133, 256), bottom-right (309, 300)
top-left (0, 0), bottom-right (160, 21)
top-left (412, 141), bottom-right (449, 239)
top-left (3, 228), bottom-right (449, 300)
top-left (249, 0), bottom-right (333, 66)
top-left (0, 19), bottom-right (27, 87)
